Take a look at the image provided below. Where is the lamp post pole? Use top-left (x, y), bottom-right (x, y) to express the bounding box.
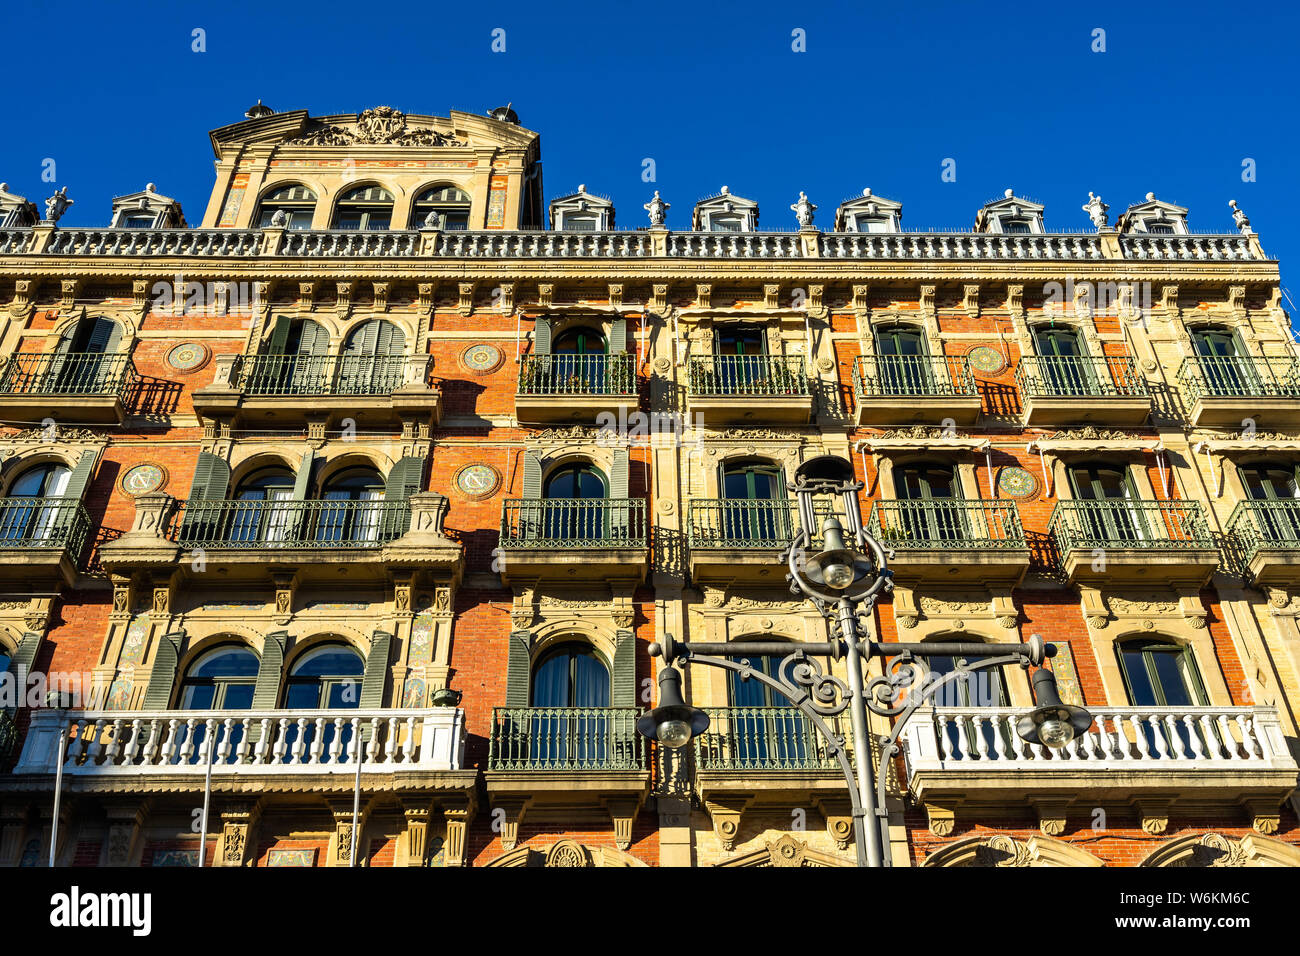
top-left (639, 456), bottom-right (1092, 868)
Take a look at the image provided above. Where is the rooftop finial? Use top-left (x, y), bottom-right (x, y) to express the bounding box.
top-left (863, 187), bottom-right (872, 197)
top-left (578, 184), bottom-right (586, 193)
top-left (1083, 191), bottom-right (1110, 229)
top-left (1229, 199), bottom-right (1252, 235)
top-left (644, 190), bottom-right (669, 227)
top-left (791, 191), bottom-right (817, 228)
top-left (720, 185), bottom-right (729, 195)
top-left (146, 183), bottom-right (156, 193)
top-left (1004, 188), bottom-right (1014, 199)
top-left (1145, 191), bottom-right (1156, 202)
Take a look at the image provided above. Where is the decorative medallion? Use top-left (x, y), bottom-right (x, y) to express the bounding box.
top-left (267, 848), bottom-right (316, 867)
top-left (120, 463), bottom-right (167, 497)
top-left (165, 342), bottom-right (210, 373)
top-left (455, 464), bottom-right (501, 499)
top-left (997, 466), bottom-right (1038, 499)
top-left (966, 345), bottom-right (1007, 375)
top-left (461, 343), bottom-right (505, 374)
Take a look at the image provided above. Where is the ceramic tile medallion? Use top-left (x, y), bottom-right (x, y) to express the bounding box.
top-left (966, 345), bottom-right (1007, 375)
top-left (166, 342), bottom-right (210, 373)
top-left (455, 463), bottom-right (501, 499)
top-left (120, 463), bottom-right (167, 496)
top-left (461, 343), bottom-right (504, 374)
top-left (997, 466), bottom-right (1038, 499)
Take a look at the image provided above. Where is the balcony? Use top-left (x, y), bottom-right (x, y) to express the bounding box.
top-left (0, 352), bottom-right (136, 424)
top-left (687, 355), bottom-right (812, 425)
top-left (8, 707), bottom-right (473, 796)
top-left (192, 352), bottom-right (440, 428)
top-left (852, 355), bottom-right (982, 426)
top-left (694, 706), bottom-right (847, 791)
top-left (497, 498), bottom-right (648, 584)
top-left (1015, 355), bottom-right (1151, 426)
top-left (97, 492), bottom-right (460, 586)
top-left (1228, 499), bottom-right (1300, 586)
top-left (1049, 499), bottom-right (1218, 586)
top-left (1177, 354), bottom-right (1300, 428)
top-left (867, 499), bottom-right (1030, 586)
top-left (484, 707), bottom-right (650, 846)
top-left (901, 704), bottom-right (1297, 834)
top-left (686, 499), bottom-right (798, 585)
top-left (515, 354), bottom-right (637, 424)
top-left (0, 497), bottom-right (90, 588)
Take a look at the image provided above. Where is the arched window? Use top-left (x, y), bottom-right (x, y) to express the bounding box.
top-left (542, 463), bottom-right (607, 541)
top-left (0, 462), bottom-right (73, 544)
top-left (722, 650), bottom-right (817, 768)
top-left (332, 185), bottom-right (393, 231)
top-left (927, 645), bottom-right (1012, 759)
top-left (719, 461), bottom-right (789, 545)
top-left (316, 467), bottom-right (385, 544)
top-left (710, 325), bottom-right (768, 393)
top-left (251, 318), bottom-right (331, 395)
top-left (179, 644), bottom-right (259, 709)
top-left (543, 327), bottom-right (607, 394)
top-left (229, 466), bottom-right (297, 544)
top-left (1067, 462), bottom-right (1146, 543)
top-left (1191, 326), bottom-right (1255, 395)
top-left (338, 319), bottom-right (405, 395)
top-left (529, 642), bottom-right (610, 766)
top-left (412, 184), bottom-right (471, 230)
top-left (1118, 639), bottom-right (1210, 753)
top-left (27, 316), bottom-right (125, 394)
top-left (890, 462), bottom-right (966, 542)
top-left (874, 324), bottom-right (931, 395)
top-left (1032, 325), bottom-right (1095, 396)
top-left (256, 184), bottom-right (316, 230)
top-left (285, 643), bottom-right (365, 709)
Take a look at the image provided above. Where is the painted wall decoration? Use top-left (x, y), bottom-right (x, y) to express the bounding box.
top-left (267, 848), bottom-right (317, 867)
top-left (403, 677), bottom-right (427, 708)
top-left (455, 464), bottom-right (501, 500)
top-left (409, 611), bottom-right (434, 665)
top-left (966, 345), bottom-right (1007, 375)
top-left (165, 343), bottom-right (211, 372)
top-left (119, 615), bottom-right (150, 665)
top-left (105, 675), bottom-right (133, 711)
top-left (120, 463), bottom-right (167, 496)
top-left (997, 466), bottom-right (1039, 499)
top-left (1045, 641), bottom-right (1084, 706)
top-left (152, 849), bottom-right (199, 867)
top-left (462, 343), bottom-right (504, 373)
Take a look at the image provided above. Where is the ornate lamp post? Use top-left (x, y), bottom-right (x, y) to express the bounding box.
top-left (639, 455), bottom-right (1091, 867)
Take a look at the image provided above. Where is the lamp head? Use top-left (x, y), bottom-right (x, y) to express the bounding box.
top-left (636, 666), bottom-right (710, 748)
top-left (1016, 667), bottom-right (1093, 748)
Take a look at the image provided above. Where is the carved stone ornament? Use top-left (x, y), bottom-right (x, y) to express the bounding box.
top-left (286, 107), bottom-right (467, 147)
top-left (974, 835), bottom-right (1034, 867)
top-left (544, 840), bottom-right (591, 868)
top-left (1045, 426), bottom-right (1131, 442)
top-left (1171, 833), bottom-right (1249, 867)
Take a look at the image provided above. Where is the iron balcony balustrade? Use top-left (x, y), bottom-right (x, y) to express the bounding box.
top-left (1177, 354), bottom-right (1300, 428)
top-left (867, 498), bottom-right (1030, 586)
top-left (900, 704), bottom-right (1297, 834)
top-left (694, 707), bottom-right (845, 772)
top-left (175, 497), bottom-right (411, 551)
top-left (1048, 499), bottom-right (1218, 587)
top-left (515, 353), bottom-right (637, 424)
top-left (687, 355), bottom-right (812, 425)
top-left (497, 498), bottom-right (648, 585)
top-left (686, 498), bottom-right (809, 584)
top-left (852, 354), bottom-right (982, 426)
top-left (0, 352), bottom-right (138, 424)
top-left (1015, 354), bottom-right (1152, 426)
top-left (486, 707), bottom-right (645, 772)
top-left (0, 496), bottom-right (91, 588)
top-left (233, 352), bottom-right (407, 396)
top-left (4, 226), bottom-right (1264, 261)
top-left (1227, 499), bottom-right (1300, 586)
top-left (11, 708), bottom-right (470, 790)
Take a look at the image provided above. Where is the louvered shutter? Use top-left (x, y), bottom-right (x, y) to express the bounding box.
top-left (265, 315), bottom-right (292, 354)
top-left (505, 631), bottom-right (532, 706)
top-left (534, 317), bottom-right (552, 355)
top-left (383, 456), bottom-right (425, 537)
top-left (4, 633), bottom-right (41, 712)
top-left (360, 631), bottom-right (392, 709)
top-left (62, 449), bottom-right (98, 502)
top-left (181, 450), bottom-right (232, 541)
top-left (520, 451), bottom-right (544, 540)
top-left (610, 448), bottom-right (630, 538)
top-left (295, 320), bottom-right (330, 392)
top-left (289, 451), bottom-right (316, 540)
top-left (250, 632), bottom-right (286, 710)
top-left (52, 449), bottom-right (99, 546)
top-left (612, 629), bottom-right (636, 707)
top-left (141, 633), bottom-right (181, 710)
top-left (609, 317), bottom-right (627, 354)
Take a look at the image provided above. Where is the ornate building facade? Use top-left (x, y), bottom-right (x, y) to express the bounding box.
top-left (0, 104), bottom-right (1297, 868)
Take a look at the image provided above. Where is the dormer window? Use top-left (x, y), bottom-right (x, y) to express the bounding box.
top-left (109, 183), bottom-right (185, 229)
top-left (853, 214), bottom-right (891, 233)
top-left (413, 184), bottom-right (471, 230)
top-left (710, 215), bottom-right (743, 232)
top-left (1118, 193), bottom-right (1190, 236)
top-left (563, 214), bottom-right (598, 231)
top-left (1002, 219), bottom-right (1032, 234)
top-left (256, 185), bottom-right (317, 230)
top-left (1147, 223), bottom-right (1175, 235)
top-left (548, 185), bottom-right (615, 231)
top-left (834, 189), bottom-right (903, 234)
top-left (974, 189), bottom-right (1045, 235)
top-left (333, 185), bottom-right (393, 231)
top-left (692, 187), bottom-right (759, 232)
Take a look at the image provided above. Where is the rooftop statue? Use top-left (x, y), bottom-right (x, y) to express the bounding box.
top-left (43, 187), bottom-right (73, 223)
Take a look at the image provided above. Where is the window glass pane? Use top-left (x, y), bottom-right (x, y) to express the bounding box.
top-left (1150, 650), bottom-right (1197, 707)
top-left (223, 684), bottom-right (256, 710)
top-left (1121, 648), bottom-right (1159, 705)
top-left (284, 683), bottom-right (320, 709)
top-left (326, 680), bottom-right (361, 709)
top-left (181, 684), bottom-right (217, 710)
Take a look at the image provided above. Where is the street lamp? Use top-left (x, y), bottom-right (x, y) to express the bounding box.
top-left (639, 454), bottom-right (1092, 867)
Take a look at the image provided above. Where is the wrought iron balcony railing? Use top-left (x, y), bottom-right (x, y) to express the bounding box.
top-left (233, 352), bottom-right (408, 396)
top-left (1048, 499), bottom-right (1213, 553)
top-left (517, 353), bottom-right (636, 396)
top-left (902, 705), bottom-right (1294, 771)
top-left (13, 708), bottom-right (467, 775)
top-left (867, 499), bottom-right (1026, 549)
top-left (487, 707), bottom-right (645, 771)
top-left (175, 498), bottom-right (410, 550)
top-left (694, 708), bottom-right (845, 771)
top-left (1177, 354), bottom-right (1300, 402)
top-left (0, 497), bottom-right (91, 554)
top-left (498, 498), bottom-right (647, 549)
top-left (852, 354), bottom-right (977, 399)
top-left (688, 355), bottom-right (808, 397)
top-left (1016, 355), bottom-right (1148, 398)
top-left (0, 352), bottom-right (137, 398)
top-left (687, 499), bottom-right (798, 550)
top-left (1228, 499), bottom-right (1300, 565)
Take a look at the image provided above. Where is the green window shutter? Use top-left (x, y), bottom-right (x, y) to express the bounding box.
top-left (385, 455), bottom-right (426, 499)
top-left (505, 631), bottom-right (532, 706)
top-left (610, 449), bottom-right (630, 499)
top-left (298, 320), bottom-right (330, 355)
top-left (141, 633), bottom-right (182, 710)
top-left (376, 320), bottom-right (405, 355)
top-left (62, 449), bottom-right (99, 502)
top-left (291, 450), bottom-right (316, 502)
top-left (360, 631), bottom-right (392, 709)
top-left (6, 632), bottom-right (41, 683)
top-left (186, 450), bottom-right (232, 502)
top-left (85, 317), bottom-right (120, 354)
top-left (612, 629), bottom-right (636, 708)
top-left (609, 317), bottom-right (628, 355)
top-left (250, 631), bottom-right (286, 709)
top-left (265, 315), bottom-right (292, 354)
top-left (522, 451), bottom-right (543, 499)
top-left (534, 317), bottom-right (552, 355)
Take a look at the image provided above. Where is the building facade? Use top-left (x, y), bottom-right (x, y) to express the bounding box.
top-left (0, 103), bottom-right (1298, 868)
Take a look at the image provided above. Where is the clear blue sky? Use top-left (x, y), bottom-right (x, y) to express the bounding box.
top-left (5, 0), bottom-right (1297, 297)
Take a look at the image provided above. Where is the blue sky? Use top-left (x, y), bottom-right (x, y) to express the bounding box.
top-left (5, 0), bottom-right (1298, 296)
